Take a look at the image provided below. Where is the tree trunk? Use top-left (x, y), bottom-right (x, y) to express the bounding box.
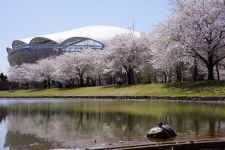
top-left (43, 80), bottom-right (47, 88)
top-left (207, 64), bottom-right (214, 80)
top-left (168, 69), bottom-right (172, 83)
top-left (86, 77), bottom-right (90, 87)
top-left (127, 68), bottom-right (134, 85)
top-left (127, 70), bottom-right (132, 85)
top-left (207, 55), bottom-right (215, 80)
top-left (48, 79), bottom-right (51, 88)
top-left (98, 75), bottom-right (101, 86)
top-left (154, 69), bottom-right (158, 83)
top-left (163, 71), bottom-right (167, 83)
top-left (26, 83), bottom-right (29, 90)
top-left (148, 75), bottom-right (152, 83)
top-left (193, 59), bottom-right (198, 81)
top-left (91, 79), bottom-right (96, 86)
top-left (216, 63), bottom-right (220, 81)
top-left (80, 76), bottom-right (84, 87)
top-left (176, 65), bottom-right (182, 82)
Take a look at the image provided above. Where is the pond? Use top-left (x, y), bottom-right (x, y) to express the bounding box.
top-left (0, 98), bottom-right (225, 149)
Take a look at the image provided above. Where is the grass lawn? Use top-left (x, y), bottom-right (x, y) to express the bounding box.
top-left (0, 81), bottom-right (225, 97)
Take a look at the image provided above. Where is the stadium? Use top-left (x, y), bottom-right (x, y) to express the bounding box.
top-left (7, 26), bottom-right (139, 66)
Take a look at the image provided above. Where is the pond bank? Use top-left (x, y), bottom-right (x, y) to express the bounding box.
top-left (88, 138), bottom-right (225, 150)
top-left (1, 96), bottom-right (225, 102)
top-left (9, 137), bottom-right (225, 150)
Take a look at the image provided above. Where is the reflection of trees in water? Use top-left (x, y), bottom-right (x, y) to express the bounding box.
top-left (7, 110), bottom-right (154, 143)
top-left (177, 117), bottom-right (183, 132)
top-left (218, 121), bottom-right (221, 134)
top-left (193, 119), bottom-right (199, 135)
top-left (206, 121), bottom-right (219, 137)
top-left (0, 107), bottom-right (7, 123)
top-left (4, 131), bottom-right (49, 148)
top-left (124, 114), bottom-right (134, 134)
top-left (209, 120), bottom-right (216, 137)
top-left (76, 111), bottom-right (84, 130)
top-left (4, 102), bottom-right (225, 144)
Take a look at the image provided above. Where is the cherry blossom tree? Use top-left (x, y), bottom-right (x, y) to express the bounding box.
top-left (106, 32), bottom-right (151, 84)
top-left (151, 22), bottom-right (193, 82)
top-left (35, 57), bottom-right (57, 88)
top-left (54, 53), bottom-right (77, 86)
top-left (8, 58), bottom-right (57, 89)
top-left (168, 0), bottom-right (225, 80)
top-left (55, 49), bottom-right (98, 87)
top-left (8, 64), bottom-right (35, 89)
top-left (86, 50), bottom-right (106, 86)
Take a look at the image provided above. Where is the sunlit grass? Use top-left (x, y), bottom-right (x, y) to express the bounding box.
top-left (0, 81), bottom-right (225, 97)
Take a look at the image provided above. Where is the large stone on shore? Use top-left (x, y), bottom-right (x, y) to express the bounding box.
top-left (146, 124), bottom-right (177, 140)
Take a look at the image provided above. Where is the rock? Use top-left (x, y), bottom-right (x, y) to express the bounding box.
top-left (146, 123), bottom-right (176, 140)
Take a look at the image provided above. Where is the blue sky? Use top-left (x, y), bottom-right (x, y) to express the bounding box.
top-left (0, 0), bottom-right (169, 73)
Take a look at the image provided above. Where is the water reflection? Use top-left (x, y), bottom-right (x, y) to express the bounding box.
top-left (0, 120), bottom-right (7, 150)
top-left (0, 107), bottom-right (7, 123)
top-left (0, 99), bottom-right (225, 149)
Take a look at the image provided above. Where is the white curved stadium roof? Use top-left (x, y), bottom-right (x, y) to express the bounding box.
top-left (13, 26), bottom-right (140, 48)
